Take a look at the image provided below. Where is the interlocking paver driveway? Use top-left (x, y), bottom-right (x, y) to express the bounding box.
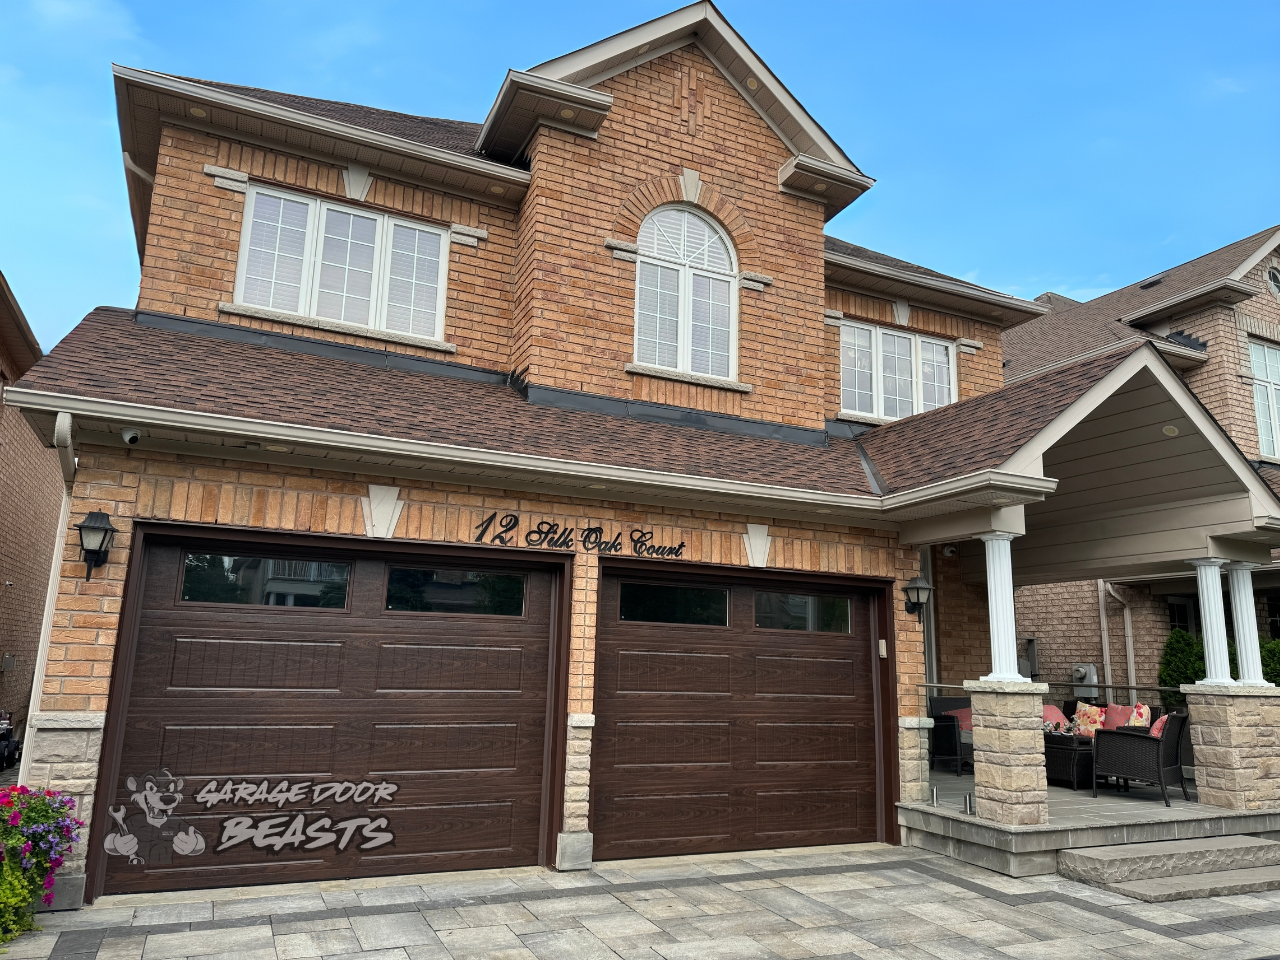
top-left (21, 843), bottom-right (1280, 959)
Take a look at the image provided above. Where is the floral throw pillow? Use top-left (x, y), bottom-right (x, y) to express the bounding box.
top-left (1150, 714), bottom-right (1169, 738)
top-left (1129, 703), bottom-right (1151, 727)
top-left (944, 707), bottom-right (973, 732)
top-left (1103, 703), bottom-right (1134, 730)
top-left (1075, 702), bottom-right (1106, 737)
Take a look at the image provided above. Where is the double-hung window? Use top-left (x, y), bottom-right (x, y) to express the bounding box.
top-left (1251, 339), bottom-right (1280, 457)
top-left (839, 321), bottom-right (955, 421)
top-left (234, 184), bottom-right (449, 340)
top-left (634, 207), bottom-right (738, 380)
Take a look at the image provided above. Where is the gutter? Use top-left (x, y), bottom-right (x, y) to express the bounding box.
top-left (111, 65), bottom-right (531, 190)
top-left (1119, 278), bottom-right (1260, 326)
top-left (4, 387), bottom-right (1057, 521)
top-left (823, 250), bottom-right (1048, 322)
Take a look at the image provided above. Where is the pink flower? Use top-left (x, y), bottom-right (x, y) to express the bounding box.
top-left (21, 842), bottom-right (31, 855)
top-left (41, 892), bottom-right (53, 905)
top-left (8, 812), bottom-right (20, 826)
top-left (16, 785), bottom-right (29, 796)
top-left (43, 874), bottom-right (55, 889)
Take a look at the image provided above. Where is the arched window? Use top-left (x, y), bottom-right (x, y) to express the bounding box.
top-left (635, 207), bottom-right (738, 380)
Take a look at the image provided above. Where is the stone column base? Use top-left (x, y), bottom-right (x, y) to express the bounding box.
top-left (1183, 683), bottom-right (1280, 811)
top-left (24, 712), bottom-right (107, 912)
top-left (964, 680), bottom-right (1048, 826)
top-left (556, 831), bottom-right (594, 870)
top-left (899, 716), bottom-right (934, 805)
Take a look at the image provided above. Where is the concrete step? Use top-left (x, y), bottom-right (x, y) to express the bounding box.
top-left (1059, 836), bottom-right (1280, 884)
top-left (1102, 865), bottom-right (1280, 903)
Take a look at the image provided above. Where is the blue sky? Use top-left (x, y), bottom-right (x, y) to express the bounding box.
top-left (2, 0), bottom-right (1278, 349)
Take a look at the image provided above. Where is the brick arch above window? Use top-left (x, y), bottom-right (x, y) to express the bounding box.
top-left (611, 177), bottom-right (762, 270)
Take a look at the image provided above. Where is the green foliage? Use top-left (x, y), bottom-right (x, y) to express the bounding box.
top-left (1158, 629), bottom-right (1203, 708)
top-left (1261, 636), bottom-right (1280, 686)
top-left (0, 855), bottom-right (36, 943)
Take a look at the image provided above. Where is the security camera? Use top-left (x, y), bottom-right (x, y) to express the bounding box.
top-left (122, 428), bottom-right (141, 445)
top-left (941, 544), bottom-right (959, 558)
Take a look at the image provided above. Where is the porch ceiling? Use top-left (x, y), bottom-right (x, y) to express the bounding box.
top-left (960, 355), bottom-right (1280, 586)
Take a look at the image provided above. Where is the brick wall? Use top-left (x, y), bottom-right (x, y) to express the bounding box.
top-left (931, 545), bottom-right (993, 686)
top-left (0, 365), bottom-right (62, 733)
top-left (136, 126), bottom-right (518, 372)
top-left (511, 45), bottom-right (831, 428)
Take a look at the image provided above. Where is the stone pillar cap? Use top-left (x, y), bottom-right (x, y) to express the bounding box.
top-left (963, 679), bottom-right (1049, 694)
top-left (1181, 682), bottom-right (1280, 697)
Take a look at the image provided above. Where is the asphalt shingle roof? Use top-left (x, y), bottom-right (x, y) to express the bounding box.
top-left (1004, 225), bottom-right (1280, 382)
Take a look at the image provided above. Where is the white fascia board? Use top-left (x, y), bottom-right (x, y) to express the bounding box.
top-left (822, 250), bottom-right (1047, 320)
top-left (1229, 228), bottom-right (1280, 281)
top-left (880, 470), bottom-right (1058, 512)
top-left (1002, 344), bottom-right (1280, 520)
top-left (476, 70), bottom-right (613, 153)
top-left (1118, 278), bottom-right (1260, 325)
top-left (526, 2), bottom-right (861, 175)
top-left (111, 65), bottom-right (530, 188)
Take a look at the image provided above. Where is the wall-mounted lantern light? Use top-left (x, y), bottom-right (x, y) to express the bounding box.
top-left (903, 576), bottom-right (933, 622)
top-left (75, 510), bottom-right (118, 581)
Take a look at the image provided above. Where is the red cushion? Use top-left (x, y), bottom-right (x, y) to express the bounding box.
top-left (1043, 705), bottom-right (1069, 728)
top-left (1103, 703), bottom-right (1134, 730)
top-left (944, 707), bottom-right (973, 732)
top-left (1150, 714), bottom-right (1169, 738)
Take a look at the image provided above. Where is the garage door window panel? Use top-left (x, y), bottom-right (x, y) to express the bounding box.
top-left (385, 567), bottom-right (526, 617)
top-left (618, 581), bottom-right (729, 626)
top-left (179, 553), bottom-right (350, 609)
top-left (754, 591), bottom-right (851, 633)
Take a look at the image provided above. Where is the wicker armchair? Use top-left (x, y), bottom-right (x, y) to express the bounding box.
top-left (1092, 710), bottom-right (1190, 807)
top-left (927, 696), bottom-right (974, 776)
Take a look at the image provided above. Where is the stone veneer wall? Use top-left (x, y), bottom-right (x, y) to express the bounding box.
top-left (25, 443), bottom-right (927, 894)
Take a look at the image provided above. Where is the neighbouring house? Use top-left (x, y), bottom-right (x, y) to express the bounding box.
top-left (5, 2), bottom-right (1279, 908)
top-left (999, 227), bottom-right (1280, 695)
top-left (0, 272), bottom-right (64, 744)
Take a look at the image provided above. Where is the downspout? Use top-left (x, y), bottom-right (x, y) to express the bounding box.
top-left (1096, 580), bottom-right (1114, 695)
top-left (18, 413), bottom-right (75, 787)
top-left (1106, 582), bottom-right (1138, 706)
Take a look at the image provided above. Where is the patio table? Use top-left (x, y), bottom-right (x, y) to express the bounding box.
top-left (1044, 733), bottom-right (1094, 790)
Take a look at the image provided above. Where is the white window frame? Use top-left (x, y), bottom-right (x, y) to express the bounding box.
top-left (837, 320), bottom-right (958, 422)
top-left (233, 184), bottom-right (451, 340)
top-left (633, 205), bottom-right (739, 381)
top-left (1250, 338), bottom-right (1280, 458)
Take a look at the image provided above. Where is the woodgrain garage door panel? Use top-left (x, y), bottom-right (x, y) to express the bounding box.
top-left (103, 544), bottom-right (554, 894)
top-left (593, 576), bottom-right (878, 859)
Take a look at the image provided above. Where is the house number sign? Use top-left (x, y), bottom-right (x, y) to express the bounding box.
top-left (474, 512), bottom-right (687, 559)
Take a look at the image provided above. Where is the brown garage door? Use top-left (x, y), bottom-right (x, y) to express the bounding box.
top-left (591, 573), bottom-right (879, 859)
top-left (101, 538), bottom-right (555, 894)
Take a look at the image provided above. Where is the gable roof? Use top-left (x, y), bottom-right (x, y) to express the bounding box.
top-left (1004, 225), bottom-right (1280, 381)
top-left (859, 345), bottom-right (1139, 493)
top-left (823, 236), bottom-right (1048, 327)
top-left (528, 2), bottom-right (874, 219)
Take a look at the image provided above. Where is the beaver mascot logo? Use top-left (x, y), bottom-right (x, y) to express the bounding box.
top-left (104, 768), bottom-right (206, 865)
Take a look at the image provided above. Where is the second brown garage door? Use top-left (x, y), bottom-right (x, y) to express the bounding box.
top-left (99, 536), bottom-right (557, 895)
top-left (591, 573), bottom-right (879, 859)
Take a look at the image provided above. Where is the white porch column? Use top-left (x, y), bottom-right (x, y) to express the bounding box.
top-left (978, 532), bottom-right (1023, 681)
top-left (1189, 558), bottom-right (1236, 685)
top-left (1226, 562), bottom-right (1274, 687)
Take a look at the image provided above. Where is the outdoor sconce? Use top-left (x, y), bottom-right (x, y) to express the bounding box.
top-left (75, 510), bottom-right (118, 581)
top-left (903, 576), bottom-right (933, 622)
